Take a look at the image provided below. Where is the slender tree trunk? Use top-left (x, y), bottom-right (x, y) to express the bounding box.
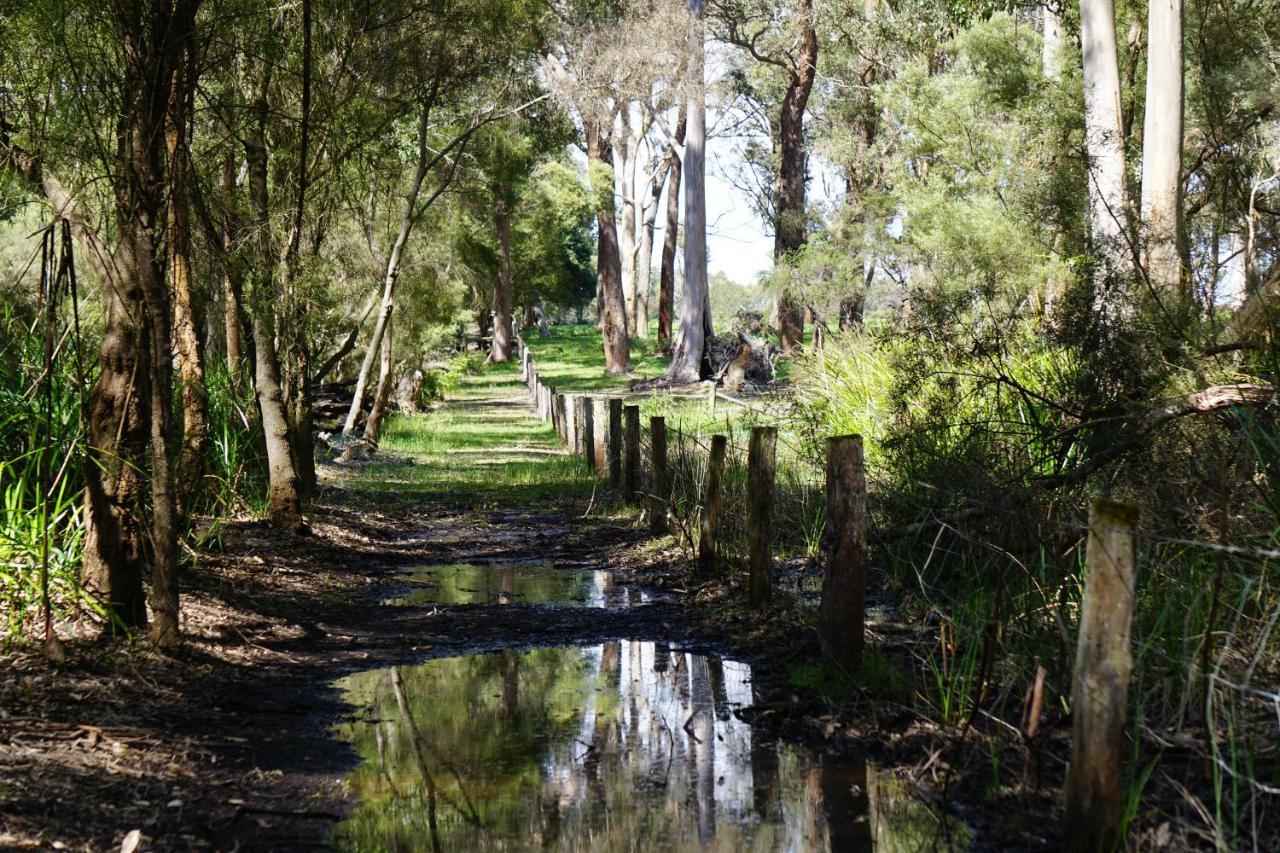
top-left (658, 110), bottom-right (686, 345)
top-left (617, 109), bottom-right (638, 334)
top-left (774, 0), bottom-right (819, 354)
top-left (635, 156), bottom-right (669, 340)
top-left (165, 38), bottom-right (207, 516)
top-left (586, 120), bottom-right (631, 375)
top-left (1080, 0), bottom-right (1136, 324)
top-left (1139, 0), bottom-right (1184, 307)
top-left (490, 196), bottom-right (514, 362)
top-left (245, 68), bottom-right (304, 531)
top-left (344, 99), bottom-right (438, 432)
top-left (220, 115), bottom-right (245, 375)
top-left (364, 313), bottom-right (394, 444)
top-left (668, 0), bottom-right (709, 384)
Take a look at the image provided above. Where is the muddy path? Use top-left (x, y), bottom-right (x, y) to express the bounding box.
top-left (0, 393), bottom-right (740, 851)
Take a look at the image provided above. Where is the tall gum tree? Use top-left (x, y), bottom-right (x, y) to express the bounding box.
top-left (667, 0), bottom-right (710, 383)
top-left (1139, 0), bottom-right (1185, 309)
top-left (1079, 0), bottom-right (1136, 325)
top-left (716, 0), bottom-right (819, 353)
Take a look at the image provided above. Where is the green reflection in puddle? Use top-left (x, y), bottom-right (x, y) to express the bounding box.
top-left (333, 644), bottom-right (969, 851)
top-left (386, 564), bottom-right (641, 608)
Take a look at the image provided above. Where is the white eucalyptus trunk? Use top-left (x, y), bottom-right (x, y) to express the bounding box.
top-left (668, 0), bottom-right (709, 383)
top-left (1139, 0), bottom-right (1184, 304)
top-left (1079, 0), bottom-right (1135, 323)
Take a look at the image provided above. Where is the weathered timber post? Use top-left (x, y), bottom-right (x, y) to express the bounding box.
top-left (624, 405), bottom-right (641, 501)
top-left (608, 398), bottom-right (623, 488)
top-left (698, 435), bottom-right (728, 570)
top-left (818, 435), bottom-right (868, 669)
top-left (1063, 498), bottom-right (1139, 853)
top-left (649, 416), bottom-right (669, 533)
top-left (707, 381), bottom-right (717, 415)
top-left (554, 393), bottom-right (567, 443)
top-left (579, 396), bottom-right (594, 468)
top-left (564, 394), bottom-right (578, 450)
top-left (747, 426), bottom-right (778, 607)
top-left (592, 399), bottom-right (608, 475)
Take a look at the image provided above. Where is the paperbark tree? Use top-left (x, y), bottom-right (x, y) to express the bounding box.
top-left (164, 25), bottom-right (208, 514)
top-left (668, 0), bottom-right (710, 383)
top-left (243, 59), bottom-right (305, 531)
top-left (1139, 0), bottom-right (1184, 307)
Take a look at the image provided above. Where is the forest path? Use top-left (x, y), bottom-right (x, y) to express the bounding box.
top-left (1, 367), bottom-right (675, 851)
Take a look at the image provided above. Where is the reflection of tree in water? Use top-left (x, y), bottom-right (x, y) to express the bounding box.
top-left (332, 644), bottom-right (968, 851)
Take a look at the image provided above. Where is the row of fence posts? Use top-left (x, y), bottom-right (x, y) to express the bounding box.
top-left (518, 337), bottom-right (870, 670)
top-left (518, 337), bottom-right (1141, 851)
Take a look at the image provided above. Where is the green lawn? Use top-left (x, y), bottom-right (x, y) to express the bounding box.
top-left (340, 359), bottom-right (597, 509)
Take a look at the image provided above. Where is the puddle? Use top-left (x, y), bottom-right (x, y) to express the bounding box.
top-left (385, 563), bottom-right (647, 608)
top-left (334, 643), bottom-right (969, 851)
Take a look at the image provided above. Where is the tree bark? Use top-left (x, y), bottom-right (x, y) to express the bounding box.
top-left (165, 33), bottom-right (208, 517)
top-left (668, 0), bottom-right (710, 384)
top-left (489, 196), bottom-right (514, 362)
top-left (364, 313), bottom-right (395, 444)
top-left (774, 0), bottom-right (819, 354)
top-left (586, 120), bottom-right (631, 375)
top-left (658, 109), bottom-right (687, 345)
top-left (635, 154), bottom-right (670, 340)
top-left (1139, 0), bottom-right (1184, 307)
top-left (245, 66), bottom-right (304, 531)
top-left (1079, 0), bottom-right (1136, 324)
top-left (220, 108), bottom-right (245, 375)
top-left (1042, 3), bottom-right (1065, 82)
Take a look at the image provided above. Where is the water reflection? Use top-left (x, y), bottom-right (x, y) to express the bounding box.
top-left (334, 643), bottom-right (967, 851)
top-left (386, 564), bottom-right (643, 608)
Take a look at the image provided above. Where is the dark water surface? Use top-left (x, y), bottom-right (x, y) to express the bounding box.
top-left (334, 643), bottom-right (968, 851)
top-left (385, 563), bottom-right (648, 608)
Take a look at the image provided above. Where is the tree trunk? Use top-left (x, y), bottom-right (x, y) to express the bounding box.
top-left (635, 156), bottom-right (669, 340)
top-left (220, 114), bottom-right (245, 376)
top-left (490, 197), bottom-right (514, 362)
top-left (344, 99), bottom-right (438, 431)
top-left (364, 313), bottom-right (395, 444)
top-left (668, 0), bottom-right (709, 384)
top-left (165, 39), bottom-right (208, 517)
top-left (774, 0), bottom-right (819, 354)
top-left (1139, 0), bottom-right (1184, 307)
top-left (586, 120), bottom-right (631, 375)
top-left (617, 109), bottom-right (638, 334)
top-left (245, 69), bottom-right (304, 531)
top-left (1079, 0), bottom-right (1136, 323)
top-left (658, 110), bottom-right (687, 345)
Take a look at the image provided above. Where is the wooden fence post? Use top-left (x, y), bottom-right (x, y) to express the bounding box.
top-left (1063, 498), bottom-right (1139, 853)
top-left (649, 416), bottom-right (668, 533)
top-left (624, 405), bottom-right (640, 501)
top-left (747, 426), bottom-right (778, 607)
top-left (578, 396), bottom-right (594, 469)
top-left (818, 435), bottom-right (868, 669)
top-left (698, 435), bottom-right (728, 570)
top-left (564, 394), bottom-right (578, 451)
top-left (554, 393), bottom-right (567, 443)
top-left (608, 398), bottom-right (623, 488)
top-left (707, 381), bottom-right (717, 415)
top-left (592, 399), bottom-right (608, 476)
